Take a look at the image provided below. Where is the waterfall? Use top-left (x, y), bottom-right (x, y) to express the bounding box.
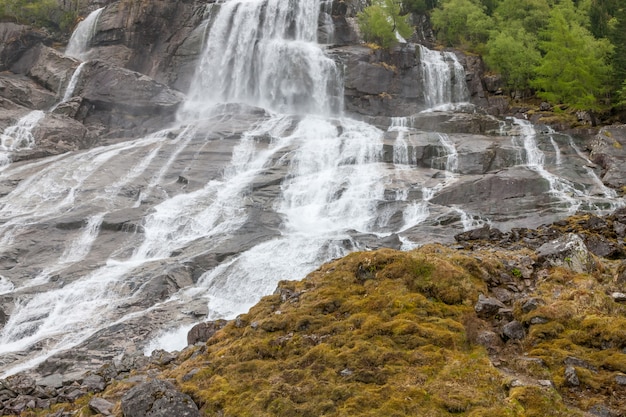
top-left (180, 0), bottom-right (343, 118)
top-left (0, 111), bottom-right (45, 171)
top-left (1, 0), bottom-right (625, 379)
top-left (389, 117), bottom-right (414, 166)
top-left (65, 8), bottom-right (104, 60)
top-left (419, 45), bottom-right (469, 109)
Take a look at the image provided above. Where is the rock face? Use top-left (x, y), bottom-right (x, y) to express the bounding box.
top-left (90, 0), bottom-right (207, 91)
top-left (121, 380), bottom-right (200, 417)
top-left (0, 23), bottom-right (50, 71)
top-left (74, 60), bottom-right (185, 137)
top-left (336, 44), bottom-right (491, 117)
top-left (590, 125), bottom-right (626, 189)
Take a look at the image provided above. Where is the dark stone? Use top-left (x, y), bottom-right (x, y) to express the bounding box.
top-left (0, 23), bottom-right (50, 71)
top-left (502, 320), bottom-right (525, 340)
top-left (491, 287), bottom-right (513, 304)
top-left (121, 379), bottom-right (200, 417)
top-left (564, 366), bottom-right (580, 387)
top-left (89, 396), bottom-right (115, 415)
top-left (474, 294), bottom-right (506, 319)
top-left (616, 375), bottom-right (626, 385)
top-left (475, 330), bottom-right (502, 354)
top-left (521, 298), bottom-right (543, 314)
top-left (588, 404), bottom-right (612, 417)
top-left (584, 234), bottom-right (623, 259)
top-left (186, 319), bottom-right (228, 345)
top-left (82, 374), bottom-right (106, 392)
top-left (149, 349), bottom-right (177, 366)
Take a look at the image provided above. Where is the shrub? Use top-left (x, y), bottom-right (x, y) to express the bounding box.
top-left (358, 0), bottom-right (413, 49)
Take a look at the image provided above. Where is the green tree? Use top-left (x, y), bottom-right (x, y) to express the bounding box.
top-left (0, 0), bottom-right (76, 32)
top-left (589, 0), bottom-right (620, 38)
top-left (532, 5), bottom-right (614, 110)
top-left (484, 27), bottom-right (541, 93)
top-left (358, 0), bottom-right (413, 49)
top-left (493, 0), bottom-right (551, 34)
top-left (430, 0), bottom-right (493, 48)
top-left (608, 6), bottom-right (626, 93)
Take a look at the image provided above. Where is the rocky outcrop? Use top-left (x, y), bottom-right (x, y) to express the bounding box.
top-left (73, 60), bottom-right (185, 137)
top-left (0, 23), bottom-right (50, 72)
top-left (11, 44), bottom-right (80, 95)
top-left (121, 380), bottom-right (200, 417)
top-left (89, 0), bottom-right (207, 92)
top-left (589, 125), bottom-right (626, 189)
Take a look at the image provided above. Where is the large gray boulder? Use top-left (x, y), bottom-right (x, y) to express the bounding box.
top-left (73, 60), bottom-right (185, 137)
top-left (537, 234), bottom-right (595, 274)
top-left (11, 44), bottom-right (80, 94)
top-left (0, 23), bottom-right (50, 71)
top-left (0, 73), bottom-right (57, 110)
top-left (121, 380), bottom-right (200, 417)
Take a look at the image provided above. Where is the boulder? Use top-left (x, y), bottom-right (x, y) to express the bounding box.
top-left (90, 0), bottom-right (206, 91)
top-left (74, 60), bottom-right (185, 137)
top-left (0, 23), bottom-right (50, 71)
top-left (502, 320), bottom-right (525, 340)
top-left (9, 113), bottom-right (89, 163)
top-left (89, 397), bottom-right (115, 415)
top-left (77, 60), bottom-right (184, 115)
top-left (584, 234), bottom-right (623, 259)
top-left (564, 365), bottom-right (580, 387)
top-left (36, 374), bottom-right (63, 389)
top-left (187, 319), bottom-right (228, 345)
top-left (536, 234), bottom-right (595, 274)
top-left (589, 125), bottom-right (626, 189)
top-left (0, 74), bottom-right (57, 110)
top-left (12, 44), bottom-right (80, 94)
top-left (121, 379), bottom-right (200, 417)
top-left (4, 374), bottom-right (36, 396)
top-left (474, 294), bottom-right (506, 319)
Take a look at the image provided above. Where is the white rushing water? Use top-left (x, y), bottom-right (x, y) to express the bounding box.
top-left (180, 0), bottom-right (343, 117)
top-left (419, 45), bottom-right (469, 110)
top-left (0, 111), bottom-right (45, 171)
top-left (65, 7), bottom-right (104, 60)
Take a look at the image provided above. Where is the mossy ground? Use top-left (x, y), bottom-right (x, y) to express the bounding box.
top-left (23, 231), bottom-right (626, 416)
top-left (159, 245), bottom-right (585, 417)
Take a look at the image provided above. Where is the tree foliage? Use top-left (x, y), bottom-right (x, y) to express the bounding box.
top-left (484, 27), bottom-right (540, 92)
top-left (430, 0), bottom-right (623, 111)
top-left (0, 0), bottom-right (77, 33)
top-left (430, 0), bottom-right (492, 47)
top-left (531, 4), bottom-right (613, 110)
top-left (358, 0), bottom-right (414, 49)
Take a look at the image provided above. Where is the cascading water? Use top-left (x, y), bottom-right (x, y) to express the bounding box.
top-left (65, 8), bottom-right (104, 60)
top-left (419, 45), bottom-right (469, 110)
top-left (180, 0), bottom-right (343, 117)
top-left (0, 111), bottom-right (45, 171)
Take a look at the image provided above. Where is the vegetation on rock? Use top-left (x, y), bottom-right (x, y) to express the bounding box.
top-left (0, 0), bottom-right (77, 33)
top-left (425, 0), bottom-right (626, 113)
top-left (357, 0), bottom-right (413, 49)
